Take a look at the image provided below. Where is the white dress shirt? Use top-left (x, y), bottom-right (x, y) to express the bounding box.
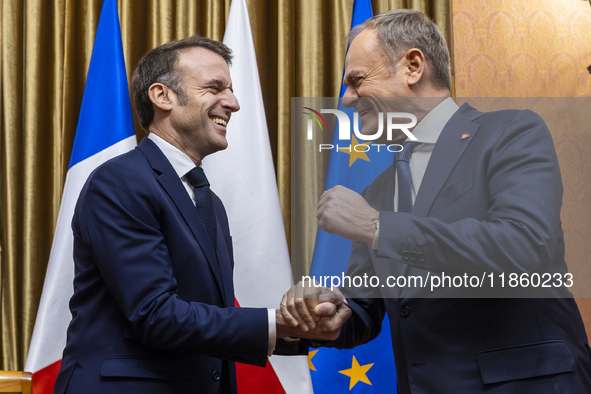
top-left (393, 97), bottom-right (460, 211)
top-left (148, 133), bottom-right (276, 356)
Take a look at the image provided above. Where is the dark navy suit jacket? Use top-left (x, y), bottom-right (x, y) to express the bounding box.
top-left (55, 138), bottom-right (269, 393)
top-left (323, 104), bottom-right (591, 393)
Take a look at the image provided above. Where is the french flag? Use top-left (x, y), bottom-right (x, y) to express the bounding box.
top-left (25, 0), bottom-right (138, 391)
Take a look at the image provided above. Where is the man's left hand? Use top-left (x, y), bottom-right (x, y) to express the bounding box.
top-left (317, 185), bottom-right (379, 243)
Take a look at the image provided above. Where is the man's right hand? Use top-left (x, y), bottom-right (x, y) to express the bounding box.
top-left (276, 281), bottom-right (351, 341)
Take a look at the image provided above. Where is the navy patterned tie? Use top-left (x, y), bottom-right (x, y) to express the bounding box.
top-left (395, 142), bottom-right (419, 213)
top-left (186, 167), bottom-right (217, 248)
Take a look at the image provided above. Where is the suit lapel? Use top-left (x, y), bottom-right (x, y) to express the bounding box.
top-left (412, 103), bottom-right (482, 218)
top-left (137, 138), bottom-right (226, 298)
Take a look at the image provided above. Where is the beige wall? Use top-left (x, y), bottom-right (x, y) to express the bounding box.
top-left (453, 0), bottom-right (591, 97)
top-left (452, 0), bottom-right (591, 339)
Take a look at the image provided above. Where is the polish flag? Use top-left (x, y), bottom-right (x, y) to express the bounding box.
top-left (203, 0), bottom-right (313, 393)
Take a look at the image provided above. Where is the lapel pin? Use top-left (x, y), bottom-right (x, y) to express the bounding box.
top-left (461, 133), bottom-right (470, 140)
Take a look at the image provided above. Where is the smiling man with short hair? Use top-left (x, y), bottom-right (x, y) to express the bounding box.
top-left (282, 9), bottom-right (591, 393)
top-left (55, 35), bottom-right (347, 394)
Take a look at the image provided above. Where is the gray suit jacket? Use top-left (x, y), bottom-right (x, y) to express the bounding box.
top-left (323, 104), bottom-right (591, 393)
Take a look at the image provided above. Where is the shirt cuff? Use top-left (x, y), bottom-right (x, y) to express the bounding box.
top-left (267, 308), bottom-right (276, 356)
top-left (372, 219), bottom-right (380, 250)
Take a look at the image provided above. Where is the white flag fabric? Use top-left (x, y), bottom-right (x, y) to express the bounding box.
top-left (203, 0), bottom-right (314, 392)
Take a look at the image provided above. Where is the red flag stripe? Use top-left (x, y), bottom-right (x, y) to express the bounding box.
top-left (32, 360), bottom-right (61, 394)
top-left (234, 297), bottom-right (286, 394)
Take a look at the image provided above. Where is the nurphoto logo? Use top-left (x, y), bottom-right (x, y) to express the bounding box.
top-left (303, 107), bottom-right (417, 154)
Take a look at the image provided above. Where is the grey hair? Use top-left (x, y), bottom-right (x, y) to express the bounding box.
top-left (349, 9), bottom-right (451, 91)
top-left (132, 35), bottom-right (233, 131)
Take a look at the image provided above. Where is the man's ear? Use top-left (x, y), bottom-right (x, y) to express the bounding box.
top-left (148, 83), bottom-right (174, 112)
top-left (404, 48), bottom-right (425, 86)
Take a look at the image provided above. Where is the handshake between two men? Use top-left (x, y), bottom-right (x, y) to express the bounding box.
top-left (276, 280), bottom-right (351, 341)
top-left (276, 183), bottom-right (380, 342)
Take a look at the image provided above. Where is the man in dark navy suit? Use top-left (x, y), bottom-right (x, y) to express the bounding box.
top-left (281, 10), bottom-right (591, 394)
top-left (55, 35), bottom-right (350, 394)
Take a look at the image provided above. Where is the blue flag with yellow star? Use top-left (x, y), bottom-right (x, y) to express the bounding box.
top-left (308, 0), bottom-right (398, 392)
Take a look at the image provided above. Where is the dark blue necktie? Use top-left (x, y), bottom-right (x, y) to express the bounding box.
top-left (186, 167), bottom-right (217, 248)
top-left (395, 142), bottom-right (419, 213)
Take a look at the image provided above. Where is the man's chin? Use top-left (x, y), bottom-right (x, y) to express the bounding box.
top-left (358, 124), bottom-right (388, 145)
top-left (357, 118), bottom-right (378, 141)
top-left (217, 140), bottom-right (229, 151)
top-left (208, 139), bottom-right (228, 156)
top-left (214, 132), bottom-right (228, 149)
top-left (357, 117), bottom-right (408, 145)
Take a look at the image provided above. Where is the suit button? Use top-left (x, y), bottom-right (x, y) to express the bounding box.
top-left (212, 370), bottom-right (220, 381)
top-left (400, 306), bottom-right (411, 318)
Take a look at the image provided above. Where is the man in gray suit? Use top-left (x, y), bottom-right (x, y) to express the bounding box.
top-left (282, 9), bottom-right (591, 393)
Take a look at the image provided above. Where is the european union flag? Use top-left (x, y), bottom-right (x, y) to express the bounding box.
top-left (308, 0), bottom-right (398, 392)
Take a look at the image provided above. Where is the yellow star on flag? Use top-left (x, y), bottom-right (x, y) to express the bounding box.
top-left (339, 135), bottom-right (371, 167)
top-left (308, 349), bottom-right (318, 371)
top-left (339, 355), bottom-right (374, 390)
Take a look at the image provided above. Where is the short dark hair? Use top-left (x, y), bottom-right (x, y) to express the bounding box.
top-left (132, 35), bottom-right (233, 131)
top-left (350, 9), bottom-right (451, 91)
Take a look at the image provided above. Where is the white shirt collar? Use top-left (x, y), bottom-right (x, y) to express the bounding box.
top-left (147, 133), bottom-right (196, 178)
top-left (408, 97), bottom-right (459, 144)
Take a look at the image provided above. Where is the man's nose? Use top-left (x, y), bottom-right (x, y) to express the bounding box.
top-left (223, 90), bottom-right (240, 113)
top-left (342, 87), bottom-right (358, 108)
